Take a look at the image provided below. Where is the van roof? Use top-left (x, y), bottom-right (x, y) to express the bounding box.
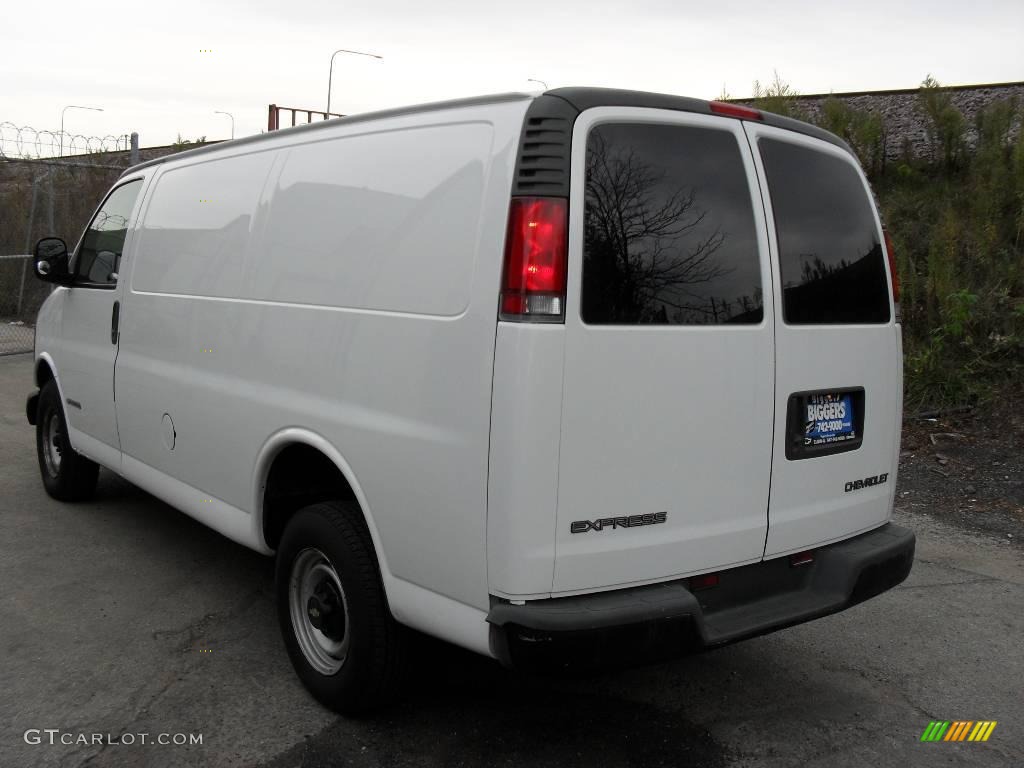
top-left (119, 92), bottom-right (535, 178)
top-left (510, 88), bottom-right (853, 198)
top-left (121, 87), bottom-right (852, 181)
top-left (548, 87), bottom-right (849, 151)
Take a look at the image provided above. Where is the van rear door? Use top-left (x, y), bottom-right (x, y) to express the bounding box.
top-left (552, 108), bottom-right (775, 594)
top-left (744, 123), bottom-right (901, 557)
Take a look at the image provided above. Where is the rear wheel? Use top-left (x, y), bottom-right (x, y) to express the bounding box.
top-left (276, 501), bottom-right (408, 714)
top-left (35, 380), bottom-right (99, 501)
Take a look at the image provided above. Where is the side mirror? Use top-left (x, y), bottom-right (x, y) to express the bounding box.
top-left (33, 237), bottom-right (72, 285)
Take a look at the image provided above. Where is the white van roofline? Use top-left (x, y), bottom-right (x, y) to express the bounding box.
top-left (122, 87), bottom-right (856, 182)
top-left (119, 91), bottom-right (536, 179)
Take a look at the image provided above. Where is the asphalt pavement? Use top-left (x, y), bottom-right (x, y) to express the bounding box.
top-left (1, 353), bottom-right (1021, 768)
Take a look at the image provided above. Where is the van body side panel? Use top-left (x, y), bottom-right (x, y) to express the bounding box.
top-left (116, 101), bottom-right (531, 617)
top-left (551, 108), bottom-right (776, 594)
top-left (744, 123), bottom-right (902, 557)
top-left (115, 148), bottom-right (277, 513)
top-left (487, 322), bottom-right (565, 598)
top-left (120, 452), bottom-right (268, 551)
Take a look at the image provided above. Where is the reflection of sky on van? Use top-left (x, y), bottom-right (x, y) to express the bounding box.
top-left (133, 122), bottom-right (492, 317)
top-left (134, 151), bottom-right (275, 297)
top-left (258, 123), bottom-right (489, 315)
top-left (274, 124), bottom-right (490, 200)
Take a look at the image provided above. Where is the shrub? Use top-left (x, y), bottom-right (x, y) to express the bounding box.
top-left (918, 75), bottom-right (967, 171)
top-left (744, 73), bottom-right (1024, 411)
top-left (750, 71), bottom-right (804, 119)
top-left (876, 91), bottom-right (1024, 410)
top-left (820, 96), bottom-right (886, 176)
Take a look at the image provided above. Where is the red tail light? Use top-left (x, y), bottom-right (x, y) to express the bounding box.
top-left (689, 572), bottom-right (720, 591)
top-left (500, 197), bottom-right (568, 320)
top-left (883, 229), bottom-right (900, 304)
top-left (789, 551), bottom-right (815, 567)
top-left (709, 101), bottom-right (763, 121)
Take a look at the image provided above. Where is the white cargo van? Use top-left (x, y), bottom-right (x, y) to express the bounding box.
top-left (27, 88), bottom-right (914, 712)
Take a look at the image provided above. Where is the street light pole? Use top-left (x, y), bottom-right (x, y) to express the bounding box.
top-left (214, 111), bottom-right (235, 140)
top-left (326, 48), bottom-right (383, 115)
top-left (527, 78), bottom-right (549, 90)
top-left (60, 105), bottom-right (104, 157)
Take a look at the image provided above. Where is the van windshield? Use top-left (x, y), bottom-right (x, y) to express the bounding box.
top-left (759, 138), bottom-right (890, 325)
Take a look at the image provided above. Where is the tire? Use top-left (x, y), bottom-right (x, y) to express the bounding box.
top-left (276, 501), bottom-right (408, 714)
top-left (35, 380), bottom-right (99, 501)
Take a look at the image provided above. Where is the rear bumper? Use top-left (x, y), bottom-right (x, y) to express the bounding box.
top-left (487, 522), bottom-right (914, 670)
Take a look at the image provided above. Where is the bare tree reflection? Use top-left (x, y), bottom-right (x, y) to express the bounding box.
top-left (798, 254), bottom-right (852, 285)
top-left (583, 130), bottom-right (746, 324)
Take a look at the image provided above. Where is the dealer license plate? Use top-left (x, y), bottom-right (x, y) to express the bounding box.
top-left (803, 392), bottom-right (856, 447)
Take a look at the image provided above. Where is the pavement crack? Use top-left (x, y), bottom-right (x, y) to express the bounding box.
top-left (72, 664), bottom-right (193, 768)
top-left (915, 556), bottom-right (1022, 585)
top-left (69, 589), bottom-right (267, 767)
top-left (151, 586), bottom-right (265, 653)
top-left (899, 576), bottom-right (999, 590)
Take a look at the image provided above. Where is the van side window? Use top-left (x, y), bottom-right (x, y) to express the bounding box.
top-left (759, 138), bottom-right (890, 324)
top-left (73, 179), bottom-right (143, 287)
top-left (582, 123), bottom-right (763, 325)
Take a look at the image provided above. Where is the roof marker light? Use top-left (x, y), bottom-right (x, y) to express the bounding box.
top-left (709, 101), bottom-right (764, 121)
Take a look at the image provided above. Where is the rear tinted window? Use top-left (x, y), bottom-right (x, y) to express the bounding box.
top-left (582, 123), bottom-right (762, 325)
top-left (759, 138), bottom-right (890, 324)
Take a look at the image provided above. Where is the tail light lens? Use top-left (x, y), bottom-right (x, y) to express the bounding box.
top-left (883, 229), bottom-right (900, 304)
top-left (789, 551), bottom-right (815, 567)
top-left (689, 572), bottom-right (720, 591)
top-left (500, 197), bottom-right (568, 321)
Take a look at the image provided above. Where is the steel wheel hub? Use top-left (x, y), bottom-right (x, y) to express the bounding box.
top-left (42, 412), bottom-right (63, 477)
top-left (289, 548), bottom-right (350, 675)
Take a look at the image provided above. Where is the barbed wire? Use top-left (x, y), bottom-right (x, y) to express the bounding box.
top-left (0, 123), bottom-right (129, 160)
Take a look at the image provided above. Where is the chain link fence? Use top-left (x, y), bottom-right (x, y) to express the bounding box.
top-left (0, 136), bottom-right (132, 354)
top-left (1, 126), bottom-right (209, 355)
top-left (0, 255), bottom-right (39, 354)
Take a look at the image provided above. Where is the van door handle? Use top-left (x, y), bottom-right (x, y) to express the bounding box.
top-left (111, 300), bottom-right (120, 345)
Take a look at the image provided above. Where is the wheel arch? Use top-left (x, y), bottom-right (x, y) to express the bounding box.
top-left (35, 356), bottom-right (55, 388)
top-left (32, 353), bottom-right (71, 443)
top-left (253, 428), bottom-right (393, 584)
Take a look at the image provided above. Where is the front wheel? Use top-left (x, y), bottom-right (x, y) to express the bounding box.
top-left (276, 501), bottom-right (408, 714)
top-left (35, 380), bottom-right (99, 501)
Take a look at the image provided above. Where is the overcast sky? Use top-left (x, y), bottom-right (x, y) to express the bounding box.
top-left (3, 0), bottom-right (1022, 150)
